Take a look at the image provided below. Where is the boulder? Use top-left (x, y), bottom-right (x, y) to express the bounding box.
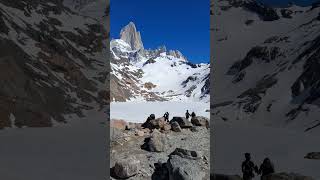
top-left (112, 156), bottom-right (140, 179)
top-left (167, 155), bottom-right (205, 180)
top-left (110, 119), bottom-right (128, 130)
top-left (304, 152), bottom-right (320, 160)
top-left (169, 148), bottom-right (202, 160)
top-left (171, 121), bottom-right (182, 132)
top-left (191, 116), bottom-right (209, 127)
top-left (170, 117), bottom-right (192, 128)
top-left (265, 173), bottom-right (315, 180)
top-left (141, 129), bottom-right (166, 152)
top-left (142, 117), bottom-right (166, 130)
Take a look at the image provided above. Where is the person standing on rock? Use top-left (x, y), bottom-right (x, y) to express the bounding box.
top-left (258, 158), bottom-right (275, 180)
top-left (163, 112), bottom-right (169, 122)
top-left (185, 110), bottom-right (190, 120)
top-left (191, 112), bottom-right (196, 118)
top-left (242, 153), bottom-right (258, 180)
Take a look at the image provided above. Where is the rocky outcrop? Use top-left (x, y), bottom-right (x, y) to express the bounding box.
top-left (304, 152), bottom-right (320, 160)
top-left (191, 116), bottom-right (209, 127)
top-left (167, 154), bottom-right (205, 180)
top-left (120, 22), bottom-right (144, 50)
top-left (0, 0), bottom-right (108, 129)
top-left (170, 117), bottom-right (193, 128)
top-left (141, 129), bottom-right (167, 152)
top-left (171, 121), bottom-right (182, 132)
top-left (142, 117), bottom-right (167, 130)
top-left (112, 156), bottom-right (140, 179)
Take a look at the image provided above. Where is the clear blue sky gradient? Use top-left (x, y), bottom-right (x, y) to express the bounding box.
top-left (110, 0), bottom-right (210, 63)
top-left (110, 0), bottom-right (317, 63)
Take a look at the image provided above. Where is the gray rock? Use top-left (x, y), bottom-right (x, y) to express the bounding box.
top-left (304, 152), bottom-right (320, 160)
top-left (171, 121), bottom-right (182, 132)
top-left (191, 116), bottom-right (209, 127)
top-left (142, 117), bottom-right (166, 130)
top-left (113, 156), bottom-right (140, 179)
top-left (142, 129), bottom-right (166, 152)
top-left (167, 155), bottom-right (205, 180)
top-left (170, 117), bottom-right (192, 128)
top-left (120, 22), bottom-right (144, 50)
top-left (265, 172), bottom-right (315, 180)
top-left (170, 148), bottom-right (202, 160)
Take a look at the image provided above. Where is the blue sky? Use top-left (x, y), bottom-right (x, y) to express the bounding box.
top-left (110, 0), bottom-right (317, 63)
top-left (110, 0), bottom-right (210, 64)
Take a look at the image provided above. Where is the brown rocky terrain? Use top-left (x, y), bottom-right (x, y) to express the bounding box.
top-left (110, 116), bottom-right (210, 180)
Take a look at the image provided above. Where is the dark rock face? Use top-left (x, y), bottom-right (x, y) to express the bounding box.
top-left (291, 36), bottom-right (320, 105)
top-left (228, 46), bottom-right (283, 77)
top-left (0, 0), bottom-right (108, 129)
top-left (170, 117), bottom-right (192, 128)
top-left (305, 152), bottom-right (320, 160)
top-left (237, 75), bottom-right (278, 113)
top-left (225, 0), bottom-right (280, 21)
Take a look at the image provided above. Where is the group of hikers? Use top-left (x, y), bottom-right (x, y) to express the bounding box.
top-left (242, 153), bottom-right (275, 180)
top-left (162, 110), bottom-right (196, 122)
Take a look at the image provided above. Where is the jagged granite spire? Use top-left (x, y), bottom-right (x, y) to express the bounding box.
top-left (120, 22), bottom-right (144, 50)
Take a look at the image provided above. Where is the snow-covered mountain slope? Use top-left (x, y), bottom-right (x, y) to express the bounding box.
top-left (110, 22), bottom-right (210, 102)
top-left (0, 0), bottom-right (108, 129)
top-left (211, 0), bottom-right (320, 131)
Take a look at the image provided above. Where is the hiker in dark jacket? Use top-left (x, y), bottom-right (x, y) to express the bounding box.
top-left (191, 112), bottom-right (196, 118)
top-left (258, 158), bottom-right (275, 180)
top-left (185, 110), bottom-right (190, 119)
top-left (242, 153), bottom-right (258, 180)
top-left (163, 112), bottom-right (169, 122)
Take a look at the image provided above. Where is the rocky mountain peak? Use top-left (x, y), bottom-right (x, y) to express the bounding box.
top-left (120, 22), bottom-right (144, 50)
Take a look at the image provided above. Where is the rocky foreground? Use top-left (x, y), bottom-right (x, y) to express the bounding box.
top-left (212, 173), bottom-right (315, 180)
top-left (110, 116), bottom-right (210, 180)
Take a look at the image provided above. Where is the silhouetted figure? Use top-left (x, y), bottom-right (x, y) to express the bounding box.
top-left (191, 112), bottom-right (196, 118)
top-left (147, 114), bottom-right (155, 121)
top-left (163, 112), bottom-right (169, 122)
top-left (258, 158), bottom-right (275, 180)
top-left (185, 110), bottom-right (190, 119)
top-left (242, 153), bottom-right (258, 180)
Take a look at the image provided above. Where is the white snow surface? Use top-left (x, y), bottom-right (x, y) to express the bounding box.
top-left (111, 102), bottom-right (209, 123)
top-left (214, 122), bottom-right (320, 179)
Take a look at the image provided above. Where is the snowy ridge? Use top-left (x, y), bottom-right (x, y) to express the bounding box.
top-left (0, 0), bottom-right (108, 128)
top-left (110, 22), bottom-right (210, 103)
top-left (211, 0), bottom-right (320, 131)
